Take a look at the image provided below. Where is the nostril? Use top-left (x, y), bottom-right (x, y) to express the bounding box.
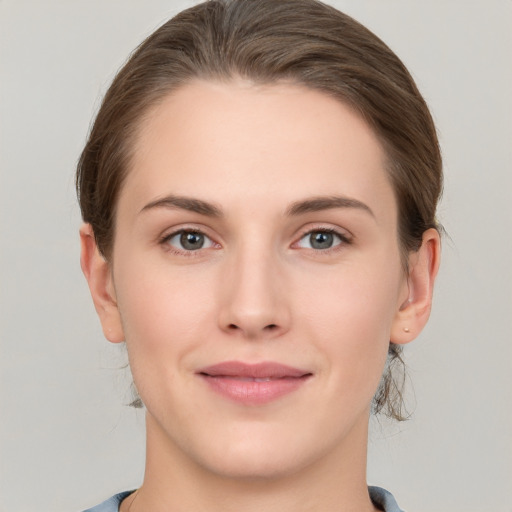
top-left (224, 322), bottom-right (280, 334)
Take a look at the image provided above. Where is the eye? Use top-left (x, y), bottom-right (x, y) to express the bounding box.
top-left (163, 230), bottom-right (216, 252)
top-left (296, 229), bottom-right (347, 250)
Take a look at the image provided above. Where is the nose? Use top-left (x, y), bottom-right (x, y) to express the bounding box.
top-left (217, 242), bottom-right (291, 340)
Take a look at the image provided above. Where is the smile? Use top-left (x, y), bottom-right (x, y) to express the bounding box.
top-left (196, 361), bottom-right (313, 405)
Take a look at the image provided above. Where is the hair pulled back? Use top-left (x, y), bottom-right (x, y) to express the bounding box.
top-left (77, 0), bottom-right (442, 420)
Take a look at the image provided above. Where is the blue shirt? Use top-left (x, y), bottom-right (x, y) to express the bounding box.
top-left (82, 486), bottom-right (404, 511)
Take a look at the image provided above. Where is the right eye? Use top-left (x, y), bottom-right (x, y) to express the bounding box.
top-left (162, 230), bottom-right (216, 252)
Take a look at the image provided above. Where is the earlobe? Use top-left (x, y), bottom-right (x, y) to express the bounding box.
top-left (79, 223), bottom-right (125, 343)
top-left (391, 228), bottom-right (441, 344)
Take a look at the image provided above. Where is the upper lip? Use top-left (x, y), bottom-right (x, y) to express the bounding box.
top-left (197, 361), bottom-right (311, 379)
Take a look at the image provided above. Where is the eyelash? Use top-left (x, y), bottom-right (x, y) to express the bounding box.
top-left (294, 227), bottom-right (352, 253)
top-left (159, 228), bottom-right (218, 257)
top-left (158, 226), bottom-right (352, 256)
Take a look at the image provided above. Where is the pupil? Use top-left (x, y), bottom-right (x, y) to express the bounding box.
top-left (310, 232), bottom-right (333, 249)
top-left (180, 232), bottom-right (204, 250)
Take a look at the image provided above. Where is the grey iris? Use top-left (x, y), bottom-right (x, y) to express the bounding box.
top-left (180, 232), bottom-right (204, 250)
top-left (310, 232), bottom-right (334, 249)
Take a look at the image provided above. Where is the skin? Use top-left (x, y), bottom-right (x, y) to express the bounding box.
top-left (81, 80), bottom-right (440, 512)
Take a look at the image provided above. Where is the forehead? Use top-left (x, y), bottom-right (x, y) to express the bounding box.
top-left (123, 79), bottom-right (395, 222)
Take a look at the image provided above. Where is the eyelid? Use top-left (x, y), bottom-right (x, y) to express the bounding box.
top-left (292, 224), bottom-right (353, 250)
top-left (156, 223), bottom-right (352, 255)
top-left (159, 225), bottom-right (221, 255)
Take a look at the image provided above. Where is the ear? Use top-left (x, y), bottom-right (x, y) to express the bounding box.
top-left (391, 228), bottom-right (441, 344)
top-left (80, 223), bottom-right (124, 343)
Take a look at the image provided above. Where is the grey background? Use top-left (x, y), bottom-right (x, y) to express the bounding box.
top-left (1, 1), bottom-right (511, 511)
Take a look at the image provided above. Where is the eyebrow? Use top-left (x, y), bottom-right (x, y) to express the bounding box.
top-left (286, 195), bottom-right (374, 218)
top-left (139, 194), bottom-right (374, 218)
top-left (140, 195), bottom-right (223, 217)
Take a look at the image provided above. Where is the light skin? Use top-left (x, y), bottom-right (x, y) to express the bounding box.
top-left (80, 80), bottom-right (440, 512)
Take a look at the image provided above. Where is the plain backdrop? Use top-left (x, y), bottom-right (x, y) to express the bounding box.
top-left (1, 1), bottom-right (511, 511)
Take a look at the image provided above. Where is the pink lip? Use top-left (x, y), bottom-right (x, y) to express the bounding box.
top-left (197, 361), bottom-right (312, 405)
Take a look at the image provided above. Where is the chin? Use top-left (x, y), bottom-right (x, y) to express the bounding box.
top-left (186, 419), bottom-right (338, 482)
top-left (201, 444), bottom-right (308, 481)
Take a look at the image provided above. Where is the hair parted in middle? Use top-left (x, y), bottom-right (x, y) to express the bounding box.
top-left (77, 0), bottom-right (442, 421)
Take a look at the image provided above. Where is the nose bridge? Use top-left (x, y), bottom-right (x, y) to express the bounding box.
top-left (219, 234), bottom-right (289, 338)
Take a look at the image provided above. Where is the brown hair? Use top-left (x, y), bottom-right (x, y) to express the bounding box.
top-left (76, 0), bottom-right (442, 420)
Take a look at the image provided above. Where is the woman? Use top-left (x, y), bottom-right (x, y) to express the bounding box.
top-left (77, 0), bottom-right (441, 510)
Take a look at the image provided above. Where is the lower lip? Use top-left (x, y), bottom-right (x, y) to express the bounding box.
top-left (199, 375), bottom-right (311, 405)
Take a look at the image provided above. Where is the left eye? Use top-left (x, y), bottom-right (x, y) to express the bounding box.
top-left (164, 231), bottom-right (215, 251)
top-left (296, 230), bottom-right (344, 250)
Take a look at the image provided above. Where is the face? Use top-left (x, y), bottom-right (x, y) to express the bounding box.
top-left (101, 80), bottom-right (412, 478)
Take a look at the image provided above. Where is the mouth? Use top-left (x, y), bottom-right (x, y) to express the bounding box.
top-left (196, 361), bottom-right (313, 405)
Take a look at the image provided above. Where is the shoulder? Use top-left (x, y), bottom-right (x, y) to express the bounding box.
top-left (83, 488), bottom-right (401, 512)
top-left (369, 486), bottom-right (405, 512)
top-left (81, 491), bottom-right (134, 512)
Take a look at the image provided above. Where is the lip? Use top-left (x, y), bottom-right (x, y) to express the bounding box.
top-left (196, 361), bottom-right (313, 405)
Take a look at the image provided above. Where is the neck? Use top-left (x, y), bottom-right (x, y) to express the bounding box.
top-left (124, 411), bottom-right (378, 512)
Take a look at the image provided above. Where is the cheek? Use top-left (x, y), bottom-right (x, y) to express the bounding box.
top-left (297, 259), bottom-right (402, 394)
top-left (300, 259), bottom-right (401, 336)
top-left (113, 260), bottom-right (221, 415)
top-left (114, 260), bottom-right (217, 366)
